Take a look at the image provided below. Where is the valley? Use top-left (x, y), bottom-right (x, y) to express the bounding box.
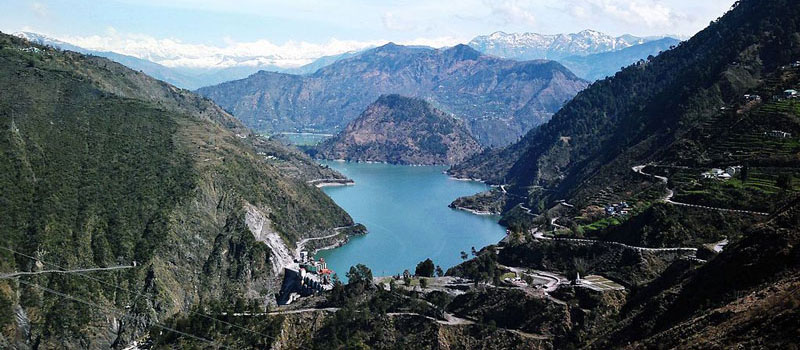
top-left (2, 0), bottom-right (799, 349)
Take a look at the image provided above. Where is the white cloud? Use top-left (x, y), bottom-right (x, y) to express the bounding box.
top-left (483, 0), bottom-right (537, 26)
top-left (31, 2), bottom-right (48, 18)
top-left (402, 36), bottom-right (465, 48)
top-left (51, 31), bottom-right (464, 69)
top-left (381, 12), bottom-right (404, 31)
top-left (566, 0), bottom-right (680, 28)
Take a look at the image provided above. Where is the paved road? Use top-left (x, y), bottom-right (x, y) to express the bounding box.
top-left (533, 228), bottom-right (698, 254)
top-left (222, 307), bottom-right (341, 317)
top-left (294, 225), bottom-right (358, 259)
top-left (519, 205), bottom-right (535, 216)
top-left (236, 305), bottom-right (541, 337)
top-left (0, 265), bottom-right (133, 279)
top-left (712, 238), bottom-right (729, 253)
top-left (550, 217), bottom-right (566, 230)
top-left (268, 307), bottom-right (340, 315)
top-left (387, 312), bottom-right (474, 326)
top-left (633, 164), bottom-right (769, 216)
top-left (306, 178), bottom-right (353, 185)
top-left (499, 264), bottom-right (564, 293)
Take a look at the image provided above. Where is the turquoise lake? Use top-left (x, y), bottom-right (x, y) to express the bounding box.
top-left (317, 161), bottom-right (506, 280)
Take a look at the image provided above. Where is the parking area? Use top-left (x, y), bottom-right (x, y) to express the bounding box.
top-left (581, 275), bottom-right (625, 291)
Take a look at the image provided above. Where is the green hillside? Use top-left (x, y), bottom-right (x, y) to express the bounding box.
top-left (451, 0), bottom-right (800, 218)
top-left (0, 33), bottom-right (352, 348)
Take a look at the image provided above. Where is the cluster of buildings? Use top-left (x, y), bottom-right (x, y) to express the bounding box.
top-left (766, 130), bottom-right (792, 138)
top-left (743, 94), bottom-right (762, 103)
top-left (605, 202), bottom-right (632, 216)
top-left (781, 61), bottom-right (800, 70)
top-left (701, 166), bottom-right (741, 180)
top-left (20, 47), bottom-right (42, 53)
top-left (298, 254), bottom-right (334, 285)
top-left (277, 253), bottom-right (335, 305)
top-left (503, 275), bottom-right (529, 288)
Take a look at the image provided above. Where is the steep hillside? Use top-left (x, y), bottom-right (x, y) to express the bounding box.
top-left (315, 95), bottom-right (482, 165)
top-left (445, 1), bottom-right (800, 345)
top-left (451, 0), bottom-right (800, 213)
top-left (591, 199), bottom-right (800, 349)
top-left (0, 33), bottom-right (353, 349)
top-left (197, 43), bottom-right (587, 147)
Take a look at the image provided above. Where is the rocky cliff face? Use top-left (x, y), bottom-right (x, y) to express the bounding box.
top-left (197, 44), bottom-right (587, 147)
top-left (315, 95), bottom-right (482, 165)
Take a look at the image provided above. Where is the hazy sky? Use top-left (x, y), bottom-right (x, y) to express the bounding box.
top-left (1, 0), bottom-right (737, 68)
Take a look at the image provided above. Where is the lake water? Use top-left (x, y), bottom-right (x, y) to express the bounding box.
top-left (317, 161), bottom-right (506, 280)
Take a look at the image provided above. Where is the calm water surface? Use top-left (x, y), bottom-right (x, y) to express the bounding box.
top-left (317, 161), bottom-right (506, 280)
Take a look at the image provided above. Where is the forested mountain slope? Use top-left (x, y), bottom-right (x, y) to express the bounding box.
top-left (443, 1), bottom-right (800, 345)
top-left (0, 33), bottom-right (352, 349)
top-left (451, 0), bottom-right (800, 214)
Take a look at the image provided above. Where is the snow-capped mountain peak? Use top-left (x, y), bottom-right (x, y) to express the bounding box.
top-left (468, 30), bottom-right (673, 60)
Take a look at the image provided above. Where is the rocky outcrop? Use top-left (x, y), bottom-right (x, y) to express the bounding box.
top-left (244, 202), bottom-right (295, 274)
top-left (315, 95), bottom-right (482, 165)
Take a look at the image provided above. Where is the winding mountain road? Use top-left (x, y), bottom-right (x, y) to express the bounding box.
top-left (633, 164), bottom-right (769, 216)
top-left (532, 228), bottom-right (699, 254)
top-left (294, 225), bottom-right (357, 258)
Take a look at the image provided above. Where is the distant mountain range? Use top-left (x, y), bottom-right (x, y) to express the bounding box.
top-left (559, 37), bottom-right (681, 81)
top-left (13, 32), bottom-right (366, 89)
top-left (314, 95), bottom-right (482, 165)
top-left (18, 30), bottom-right (679, 91)
top-left (197, 43), bottom-right (588, 147)
top-left (468, 30), bottom-right (681, 81)
top-left (468, 30), bottom-right (673, 61)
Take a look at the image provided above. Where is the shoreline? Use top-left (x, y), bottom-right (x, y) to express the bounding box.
top-left (307, 178), bottom-right (355, 188)
top-left (321, 158), bottom-right (451, 167)
top-left (451, 205), bottom-right (500, 216)
top-left (309, 231), bottom-right (368, 256)
top-left (446, 174), bottom-right (485, 183)
top-left (315, 181), bottom-right (355, 188)
top-left (310, 238), bottom-right (348, 256)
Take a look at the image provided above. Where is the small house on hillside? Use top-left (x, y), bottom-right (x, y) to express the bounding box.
top-left (744, 94), bottom-right (762, 102)
top-left (605, 202), bottom-right (632, 216)
top-left (702, 167), bottom-right (737, 180)
top-left (784, 89), bottom-right (798, 98)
